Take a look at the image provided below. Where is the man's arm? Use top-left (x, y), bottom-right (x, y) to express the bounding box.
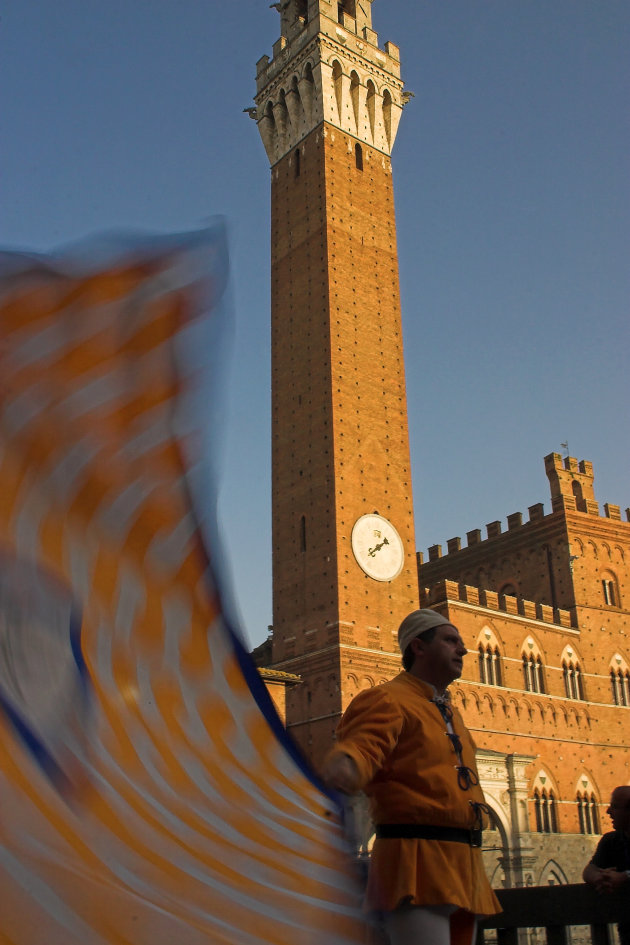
top-left (320, 753), bottom-right (360, 794)
top-left (584, 860), bottom-right (630, 893)
top-left (583, 862), bottom-right (607, 889)
top-left (321, 685), bottom-right (403, 793)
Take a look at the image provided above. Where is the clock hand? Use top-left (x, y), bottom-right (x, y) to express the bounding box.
top-left (368, 536), bottom-right (390, 557)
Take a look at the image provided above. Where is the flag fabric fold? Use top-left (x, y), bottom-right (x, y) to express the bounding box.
top-left (0, 228), bottom-right (366, 945)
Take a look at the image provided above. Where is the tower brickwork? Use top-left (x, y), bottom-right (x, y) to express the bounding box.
top-left (254, 0), bottom-right (418, 761)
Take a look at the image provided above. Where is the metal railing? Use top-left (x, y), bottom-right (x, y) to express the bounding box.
top-left (479, 883), bottom-right (630, 945)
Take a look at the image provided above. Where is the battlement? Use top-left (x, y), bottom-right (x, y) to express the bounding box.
top-left (418, 454), bottom-right (629, 564)
top-left (254, 0), bottom-right (405, 164)
top-left (421, 580), bottom-right (574, 629)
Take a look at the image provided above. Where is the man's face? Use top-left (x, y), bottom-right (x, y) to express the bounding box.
top-left (607, 790), bottom-right (630, 833)
top-left (414, 624), bottom-right (467, 686)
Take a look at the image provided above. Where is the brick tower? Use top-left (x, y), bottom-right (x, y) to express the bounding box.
top-left (253, 0), bottom-right (418, 761)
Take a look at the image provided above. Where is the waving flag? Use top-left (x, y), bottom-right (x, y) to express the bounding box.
top-left (0, 228), bottom-right (366, 945)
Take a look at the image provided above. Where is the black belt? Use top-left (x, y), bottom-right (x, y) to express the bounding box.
top-left (375, 823), bottom-right (482, 847)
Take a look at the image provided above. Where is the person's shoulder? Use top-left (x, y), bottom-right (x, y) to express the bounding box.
top-left (592, 830), bottom-right (620, 853)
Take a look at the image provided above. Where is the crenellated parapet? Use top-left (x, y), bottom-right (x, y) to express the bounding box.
top-left (252, 0), bottom-right (408, 165)
top-left (421, 580), bottom-right (574, 630)
top-left (420, 453), bottom-right (629, 566)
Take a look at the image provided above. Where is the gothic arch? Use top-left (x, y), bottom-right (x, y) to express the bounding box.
top-left (521, 634), bottom-right (546, 693)
top-left (482, 792), bottom-right (511, 845)
top-left (365, 79), bottom-right (376, 138)
top-left (331, 59), bottom-right (344, 121)
top-left (575, 770), bottom-right (600, 797)
top-left (601, 569), bottom-right (620, 607)
top-left (349, 70), bottom-right (360, 129)
top-left (539, 859), bottom-right (568, 886)
top-left (478, 622), bottom-right (505, 649)
top-left (382, 87), bottom-right (392, 146)
top-left (498, 580), bottom-right (519, 598)
top-left (610, 652), bottom-right (630, 706)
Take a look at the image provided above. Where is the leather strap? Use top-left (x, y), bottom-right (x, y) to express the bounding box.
top-left (375, 823), bottom-right (482, 847)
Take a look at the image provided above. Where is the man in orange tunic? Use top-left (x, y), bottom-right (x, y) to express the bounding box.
top-left (323, 609), bottom-right (501, 945)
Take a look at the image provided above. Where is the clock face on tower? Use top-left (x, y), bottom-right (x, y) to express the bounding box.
top-left (351, 513), bottom-right (405, 582)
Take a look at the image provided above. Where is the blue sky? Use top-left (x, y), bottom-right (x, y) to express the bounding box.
top-left (3, 1), bottom-right (629, 648)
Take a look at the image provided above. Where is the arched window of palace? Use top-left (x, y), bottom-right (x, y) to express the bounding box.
top-left (561, 647), bottom-right (585, 700)
top-left (522, 637), bottom-right (545, 693)
top-left (610, 654), bottom-right (630, 706)
top-left (576, 777), bottom-right (600, 835)
top-left (523, 653), bottom-right (545, 694)
top-left (477, 628), bottom-right (502, 686)
top-left (532, 771), bottom-right (559, 834)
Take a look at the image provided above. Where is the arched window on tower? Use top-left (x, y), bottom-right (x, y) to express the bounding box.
top-left (350, 71), bottom-right (360, 129)
top-left (478, 643), bottom-right (502, 686)
top-left (300, 515), bottom-right (306, 553)
top-left (563, 659), bottom-right (584, 700)
top-left (332, 60), bottom-right (343, 122)
top-left (577, 791), bottom-right (600, 835)
top-left (355, 142), bottom-right (363, 171)
top-left (338, 1), bottom-right (356, 24)
top-left (572, 480), bottom-right (585, 511)
top-left (602, 578), bottom-right (617, 606)
top-left (382, 88), bottom-right (392, 147)
top-left (294, 146), bottom-right (301, 177)
top-left (610, 655), bottom-right (630, 706)
top-left (366, 80), bottom-right (376, 138)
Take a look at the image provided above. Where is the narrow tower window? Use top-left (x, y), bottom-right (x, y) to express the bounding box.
top-left (355, 143), bottom-right (363, 171)
top-left (300, 515), bottom-right (306, 552)
top-left (382, 88), bottom-right (392, 147)
top-left (332, 60), bottom-right (343, 122)
top-left (294, 147), bottom-right (301, 177)
top-left (602, 579), bottom-right (616, 606)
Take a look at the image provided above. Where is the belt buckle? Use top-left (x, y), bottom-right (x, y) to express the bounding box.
top-left (470, 828), bottom-right (482, 848)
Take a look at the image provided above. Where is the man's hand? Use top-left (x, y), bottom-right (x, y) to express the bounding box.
top-left (584, 864), bottom-right (629, 894)
top-left (321, 753), bottom-right (360, 794)
top-left (598, 868), bottom-right (629, 892)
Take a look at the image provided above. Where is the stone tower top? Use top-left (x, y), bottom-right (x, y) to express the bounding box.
top-left (544, 451), bottom-right (598, 514)
top-left (252, 0), bottom-right (408, 164)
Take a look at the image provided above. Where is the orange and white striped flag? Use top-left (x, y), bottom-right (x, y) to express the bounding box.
top-left (0, 228), bottom-right (367, 945)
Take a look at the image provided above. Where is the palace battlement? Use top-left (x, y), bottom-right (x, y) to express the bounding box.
top-left (421, 580), bottom-right (574, 629)
top-left (420, 452), bottom-right (629, 565)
